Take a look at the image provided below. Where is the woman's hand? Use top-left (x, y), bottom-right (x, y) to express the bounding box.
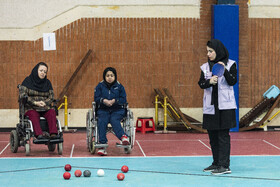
top-left (210, 75), bottom-right (218, 85)
top-left (110, 99), bottom-right (116, 105)
top-left (103, 99), bottom-right (115, 107)
top-left (35, 101), bottom-right (46, 107)
top-left (103, 99), bottom-right (111, 106)
top-left (217, 61), bottom-right (225, 67)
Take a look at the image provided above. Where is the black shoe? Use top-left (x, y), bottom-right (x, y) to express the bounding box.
top-left (43, 132), bottom-right (50, 138)
top-left (50, 134), bottom-right (60, 139)
top-left (211, 166), bottom-right (231, 175)
top-left (34, 135), bottom-right (49, 144)
top-left (37, 135), bottom-right (45, 139)
top-left (203, 165), bottom-right (219, 172)
top-left (49, 134), bottom-right (63, 144)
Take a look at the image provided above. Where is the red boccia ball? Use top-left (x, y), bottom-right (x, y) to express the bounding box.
top-left (64, 164), bottom-right (72, 171)
top-left (74, 170), bottom-right (82, 177)
top-left (117, 173), bottom-right (125, 181)
top-left (121, 165), bottom-right (129, 173)
top-left (63, 172), bottom-right (71, 180)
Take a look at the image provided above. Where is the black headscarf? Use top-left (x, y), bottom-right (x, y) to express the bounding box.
top-left (103, 67), bottom-right (117, 88)
top-left (207, 39), bottom-right (229, 68)
top-left (22, 62), bottom-right (53, 92)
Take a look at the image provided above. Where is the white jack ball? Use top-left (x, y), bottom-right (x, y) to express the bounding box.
top-left (97, 169), bottom-right (105, 177)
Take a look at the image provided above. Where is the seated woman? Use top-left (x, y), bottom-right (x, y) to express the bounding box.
top-left (94, 67), bottom-right (130, 156)
top-left (20, 62), bottom-right (59, 140)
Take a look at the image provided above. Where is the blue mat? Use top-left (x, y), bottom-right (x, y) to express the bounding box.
top-left (1, 156), bottom-right (280, 186)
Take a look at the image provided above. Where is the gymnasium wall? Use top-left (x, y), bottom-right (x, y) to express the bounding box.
top-left (0, 0), bottom-right (280, 128)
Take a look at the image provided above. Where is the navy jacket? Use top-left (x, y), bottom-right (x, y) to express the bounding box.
top-left (94, 81), bottom-right (127, 109)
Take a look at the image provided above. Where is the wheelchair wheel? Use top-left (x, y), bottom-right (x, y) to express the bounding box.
top-left (57, 143), bottom-right (63, 155)
top-left (25, 143), bottom-right (30, 156)
top-left (86, 110), bottom-right (93, 151)
top-left (10, 130), bottom-right (19, 153)
top-left (124, 147), bottom-right (132, 154)
top-left (48, 143), bottom-right (56, 152)
top-left (90, 142), bottom-right (96, 154)
top-left (131, 126), bottom-right (136, 149)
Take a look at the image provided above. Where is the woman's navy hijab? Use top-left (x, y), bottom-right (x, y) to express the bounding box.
top-left (103, 67), bottom-right (117, 88)
top-left (22, 62), bottom-right (53, 92)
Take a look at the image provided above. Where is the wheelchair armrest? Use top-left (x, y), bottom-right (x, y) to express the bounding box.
top-left (92, 102), bottom-right (97, 112)
top-left (118, 103), bottom-right (128, 110)
top-left (53, 99), bottom-right (59, 104)
top-left (124, 103), bottom-right (128, 108)
top-left (18, 84), bottom-right (28, 104)
top-left (18, 94), bottom-right (28, 105)
top-left (92, 102), bottom-right (96, 108)
top-left (53, 105), bottom-right (59, 116)
top-left (52, 99), bottom-right (59, 116)
top-left (19, 114), bottom-right (29, 120)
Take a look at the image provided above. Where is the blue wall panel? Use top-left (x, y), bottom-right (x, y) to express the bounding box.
top-left (212, 5), bottom-right (239, 131)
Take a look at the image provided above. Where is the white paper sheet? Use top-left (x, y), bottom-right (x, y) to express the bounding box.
top-left (43, 33), bottom-right (56, 51)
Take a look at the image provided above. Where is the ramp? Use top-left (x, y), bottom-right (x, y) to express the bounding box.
top-left (154, 88), bottom-right (206, 133)
top-left (57, 49), bottom-right (93, 106)
top-left (239, 95), bottom-right (280, 131)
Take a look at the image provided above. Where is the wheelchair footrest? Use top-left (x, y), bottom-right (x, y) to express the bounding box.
top-left (94, 144), bottom-right (109, 148)
top-left (33, 138), bottom-right (63, 144)
top-left (116, 142), bottom-right (131, 148)
top-left (49, 138), bottom-right (64, 144)
top-left (33, 139), bottom-right (49, 144)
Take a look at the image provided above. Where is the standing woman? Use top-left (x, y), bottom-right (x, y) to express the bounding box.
top-left (21, 62), bottom-right (59, 140)
top-left (198, 39), bottom-right (237, 175)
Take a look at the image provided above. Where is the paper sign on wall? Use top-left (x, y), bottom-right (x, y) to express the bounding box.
top-left (43, 33), bottom-right (56, 51)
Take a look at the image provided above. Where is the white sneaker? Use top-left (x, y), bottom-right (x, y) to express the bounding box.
top-left (97, 148), bottom-right (107, 156)
top-left (121, 135), bottom-right (130, 145)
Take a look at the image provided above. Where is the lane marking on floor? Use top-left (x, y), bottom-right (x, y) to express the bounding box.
top-left (70, 144), bottom-right (75, 158)
top-left (136, 140), bottom-right (146, 157)
top-left (198, 140), bottom-right (211, 150)
top-left (137, 139), bottom-right (263, 142)
top-left (263, 140), bottom-right (280, 150)
top-left (231, 139), bottom-right (263, 141)
top-left (0, 143), bottom-right (10, 155)
top-left (138, 139), bottom-right (207, 142)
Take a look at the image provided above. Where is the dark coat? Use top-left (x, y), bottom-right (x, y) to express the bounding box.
top-left (94, 81), bottom-right (127, 110)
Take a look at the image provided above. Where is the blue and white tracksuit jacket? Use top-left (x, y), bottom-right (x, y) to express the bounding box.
top-left (94, 81), bottom-right (127, 143)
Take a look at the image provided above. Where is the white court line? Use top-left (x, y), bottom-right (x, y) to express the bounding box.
top-left (138, 139), bottom-right (263, 142)
top-left (1, 154), bottom-right (280, 159)
top-left (70, 144), bottom-right (75, 158)
top-left (137, 140), bottom-right (205, 142)
top-left (263, 140), bottom-right (280, 150)
top-left (0, 143), bottom-right (10, 155)
top-left (231, 139), bottom-right (263, 141)
top-left (136, 140), bottom-right (146, 157)
top-left (198, 140), bottom-right (211, 150)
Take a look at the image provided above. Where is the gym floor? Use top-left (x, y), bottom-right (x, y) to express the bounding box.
top-left (1, 131), bottom-right (280, 186)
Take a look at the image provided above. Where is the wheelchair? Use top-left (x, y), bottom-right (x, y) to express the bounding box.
top-left (9, 85), bottom-right (64, 156)
top-left (86, 102), bottom-right (135, 154)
